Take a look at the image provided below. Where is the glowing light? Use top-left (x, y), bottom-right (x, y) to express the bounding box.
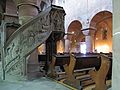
top-left (38, 44), bottom-right (45, 54)
top-left (57, 40), bottom-right (64, 53)
top-left (96, 38), bottom-right (98, 40)
top-left (71, 31), bottom-right (74, 34)
top-left (96, 45), bottom-right (110, 53)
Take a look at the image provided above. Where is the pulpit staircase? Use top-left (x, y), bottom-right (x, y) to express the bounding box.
top-left (0, 5), bottom-right (65, 80)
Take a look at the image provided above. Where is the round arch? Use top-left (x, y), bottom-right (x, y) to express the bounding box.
top-left (67, 20), bottom-right (84, 41)
top-left (90, 10), bottom-right (112, 27)
top-left (89, 7), bottom-right (112, 24)
top-left (90, 11), bottom-right (112, 53)
top-left (65, 20), bottom-right (85, 53)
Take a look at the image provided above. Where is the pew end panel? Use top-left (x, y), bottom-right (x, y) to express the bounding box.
top-left (48, 54), bottom-right (70, 79)
top-left (63, 54), bottom-right (102, 89)
top-left (63, 54), bottom-right (81, 89)
top-left (88, 54), bottom-right (111, 90)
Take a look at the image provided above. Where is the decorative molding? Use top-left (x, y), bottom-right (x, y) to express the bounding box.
top-left (4, 13), bottom-right (18, 17)
top-left (6, 22), bottom-right (21, 28)
top-left (17, 3), bottom-right (40, 12)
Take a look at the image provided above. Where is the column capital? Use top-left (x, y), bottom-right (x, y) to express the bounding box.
top-left (64, 35), bottom-right (68, 39)
top-left (82, 29), bottom-right (96, 36)
top-left (82, 30), bottom-right (90, 36)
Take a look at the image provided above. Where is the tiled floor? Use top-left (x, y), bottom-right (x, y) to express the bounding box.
top-left (0, 77), bottom-right (70, 90)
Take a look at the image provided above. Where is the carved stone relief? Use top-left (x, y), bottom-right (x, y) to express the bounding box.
top-left (50, 10), bottom-right (65, 31)
top-left (4, 14), bottom-right (51, 76)
top-left (4, 6), bottom-right (65, 78)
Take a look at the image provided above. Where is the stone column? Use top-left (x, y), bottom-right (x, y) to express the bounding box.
top-left (64, 35), bottom-right (70, 53)
top-left (91, 30), bottom-right (96, 52)
top-left (75, 42), bottom-right (80, 53)
top-left (64, 39), bottom-right (70, 53)
top-left (112, 0), bottom-right (120, 89)
top-left (82, 30), bottom-right (92, 53)
top-left (13, 0), bottom-right (41, 24)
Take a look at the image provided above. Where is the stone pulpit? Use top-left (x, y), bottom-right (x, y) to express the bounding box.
top-left (0, 5), bottom-right (65, 80)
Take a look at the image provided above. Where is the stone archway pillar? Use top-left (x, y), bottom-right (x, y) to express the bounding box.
top-left (82, 30), bottom-right (93, 53)
top-left (13, 0), bottom-right (41, 24)
top-left (64, 39), bottom-right (70, 53)
top-left (64, 35), bottom-right (70, 53)
top-left (85, 35), bottom-right (92, 52)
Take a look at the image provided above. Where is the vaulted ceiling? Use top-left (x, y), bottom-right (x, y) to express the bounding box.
top-left (90, 11), bottom-right (112, 35)
top-left (90, 11), bottom-right (112, 28)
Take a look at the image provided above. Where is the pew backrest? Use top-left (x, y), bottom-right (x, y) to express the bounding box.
top-left (74, 55), bottom-right (101, 70)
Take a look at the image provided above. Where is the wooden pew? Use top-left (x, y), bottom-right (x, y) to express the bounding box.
top-left (48, 54), bottom-right (70, 78)
top-left (74, 54), bottom-right (101, 70)
top-left (89, 54), bottom-right (111, 90)
top-left (48, 53), bottom-right (88, 79)
top-left (63, 54), bottom-right (80, 88)
top-left (63, 53), bottom-right (101, 89)
top-left (38, 54), bottom-right (46, 72)
top-left (38, 54), bottom-right (46, 62)
top-left (39, 53), bottom-right (112, 89)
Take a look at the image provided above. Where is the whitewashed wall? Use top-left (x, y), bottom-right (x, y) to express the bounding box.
top-left (112, 0), bottom-right (120, 89)
top-left (53, 0), bottom-right (112, 32)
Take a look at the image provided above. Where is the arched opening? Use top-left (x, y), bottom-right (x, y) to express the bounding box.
top-left (38, 43), bottom-right (46, 54)
top-left (90, 11), bottom-right (112, 53)
top-left (66, 20), bottom-right (85, 53)
top-left (56, 40), bottom-right (64, 53)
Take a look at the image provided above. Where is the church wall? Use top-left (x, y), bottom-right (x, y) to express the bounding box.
top-left (4, 0), bottom-right (19, 40)
top-left (55, 0), bottom-right (112, 32)
top-left (94, 17), bottom-right (112, 53)
top-left (95, 25), bottom-right (112, 53)
top-left (6, 0), bottom-right (17, 14)
top-left (112, 0), bottom-right (120, 89)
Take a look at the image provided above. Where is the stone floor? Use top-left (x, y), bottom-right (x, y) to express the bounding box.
top-left (0, 77), bottom-right (70, 90)
top-left (108, 88), bottom-right (112, 90)
top-left (0, 62), bottom-right (112, 90)
top-left (0, 62), bottom-right (70, 90)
